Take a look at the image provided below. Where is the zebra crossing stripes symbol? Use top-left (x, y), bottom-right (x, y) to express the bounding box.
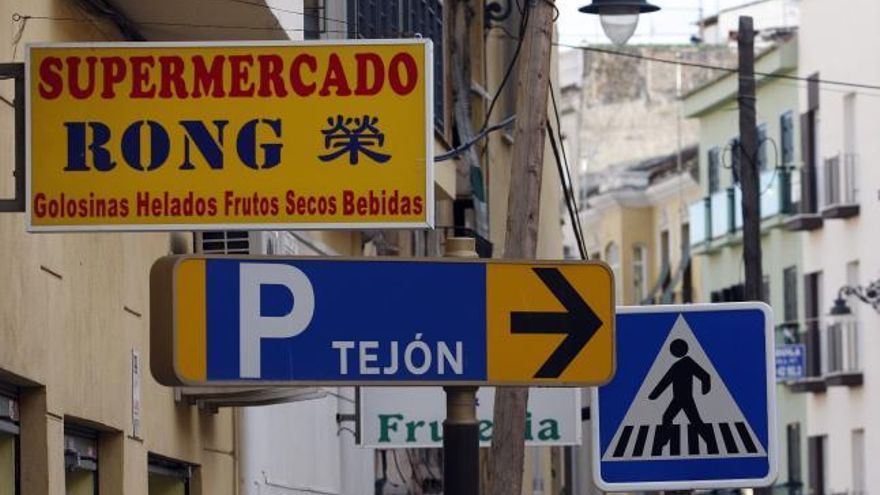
top-left (602, 315), bottom-right (767, 462)
top-left (609, 421), bottom-right (762, 460)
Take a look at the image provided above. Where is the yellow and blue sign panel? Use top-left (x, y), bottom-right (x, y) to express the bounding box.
top-left (27, 40), bottom-right (432, 231)
top-left (593, 303), bottom-right (777, 492)
top-left (150, 256), bottom-right (614, 386)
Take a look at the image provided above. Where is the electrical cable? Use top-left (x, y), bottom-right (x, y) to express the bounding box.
top-left (548, 79), bottom-right (589, 260)
top-left (554, 41), bottom-right (880, 92)
top-left (435, 1), bottom-right (530, 162)
top-left (19, 8), bottom-right (880, 93)
top-left (213, 0), bottom-right (349, 26)
top-left (547, 118), bottom-right (587, 260)
top-left (434, 115), bottom-right (516, 161)
top-left (13, 13), bottom-right (349, 34)
top-left (482, 0), bottom-right (530, 130)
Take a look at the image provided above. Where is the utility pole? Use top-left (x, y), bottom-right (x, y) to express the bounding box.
top-left (488, 1), bottom-right (556, 495)
top-left (442, 237), bottom-right (480, 495)
top-left (738, 16), bottom-right (763, 302)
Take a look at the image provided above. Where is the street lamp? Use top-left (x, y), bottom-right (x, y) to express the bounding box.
top-left (579, 0), bottom-right (661, 45)
top-left (828, 280), bottom-right (880, 318)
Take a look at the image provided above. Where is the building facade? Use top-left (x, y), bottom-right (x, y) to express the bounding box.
top-left (789, 1), bottom-right (880, 493)
top-left (0, 0), bottom-right (567, 494)
top-left (581, 146), bottom-right (703, 308)
top-left (683, 37), bottom-right (808, 494)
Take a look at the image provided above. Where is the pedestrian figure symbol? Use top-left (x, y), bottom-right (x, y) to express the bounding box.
top-left (602, 315), bottom-right (766, 461)
top-left (649, 339), bottom-right (710, 426)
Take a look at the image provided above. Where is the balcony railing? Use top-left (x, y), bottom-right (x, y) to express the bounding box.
top-left (822, 320), bottom-right (862, 377)
top-left (689, 167), bottom-right (793, 248)
top-left (689, 199), bottom-right (708, 247)
top-left (784, 166), bottom-right (824, 231)
top-left (820, 153), bottom-right (860, 219)
top-left (787, 318), bottom-right (863, 392)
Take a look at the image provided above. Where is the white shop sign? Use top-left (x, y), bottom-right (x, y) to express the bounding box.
top-left (359, 387), bottom-right (581, 448)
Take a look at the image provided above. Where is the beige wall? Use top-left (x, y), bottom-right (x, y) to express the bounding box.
top-left (484, 24), bottom-right (563, 261)
top-left (582, 172), bottom-right (702, 307)
top-left (584, 201), bottom-right (654, 305)
top-left (0, 1), bottom-right (235, 493)
top-left (648, 178), bottom-right (705, 304)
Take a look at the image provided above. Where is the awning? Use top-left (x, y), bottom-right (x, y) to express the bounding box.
top-left (105, 0), bottom-right (289, 41)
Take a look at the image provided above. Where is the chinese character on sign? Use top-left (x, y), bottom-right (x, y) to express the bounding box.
top-left (318, 115), bottom-right (392, 165)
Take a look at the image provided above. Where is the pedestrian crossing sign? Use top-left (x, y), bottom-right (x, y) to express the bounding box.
top-left (593, 303), bottom-right (777, 491)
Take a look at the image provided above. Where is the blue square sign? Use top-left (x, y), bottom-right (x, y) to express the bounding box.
top-left (776, 344), bottom-right (806, 381)
top-left (593, 303), bottom-right (777, 491)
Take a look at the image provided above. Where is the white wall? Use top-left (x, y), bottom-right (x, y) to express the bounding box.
top-left (799, 0), bottom-right (880, 492)
top-left (703, 0), bottom-right (799, 45)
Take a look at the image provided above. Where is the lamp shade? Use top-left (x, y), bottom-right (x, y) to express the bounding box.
top-left (830, 297), bottom-right (853, 316)
top-left (579, 0), bottom-right (661, 15)
top-left (579, 0), bottom-right (660, 45)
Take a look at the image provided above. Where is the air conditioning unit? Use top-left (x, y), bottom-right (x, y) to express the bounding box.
top-left (194, 231), bottom-right (279, 255)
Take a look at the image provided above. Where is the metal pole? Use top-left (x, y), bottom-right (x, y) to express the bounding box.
top-left (443, 237), bottom-right (480, 495)
top-left (738, 16), bottom-right (764, 302)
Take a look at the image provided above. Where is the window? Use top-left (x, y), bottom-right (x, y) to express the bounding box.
top-left (660, 230), bottom-right (671, 293)
top-left (786, 423), bottom-right (802, 494)
top-left (149, 454), bottom-right (192, 495)
top-left (64, 426), bottom-right (98, 495)
top-left (302, 0), bottom-right (323, 39)
top-left (632, 245), bottom-right (647, 303)
top-left (757, 124), bottom-right (768, 170)
top-left (707, 147), bottom-right (721, 194)
top-left (605, 243), bottom-right (621, 303)
top-left (852, 429), bottom-right (865, 495)
top-left (781, 111), bottom-right (795, 165)
top-left (348, 1), bottom-right (445, 131)
top-left (783, 266), bottom-right (799, 324)
top-left (730, 137), bottom-right (741, 184)
top-left (804, 271), bottom-right (823, 378)
top-left (0, 390), bottom-right (18, 495)
top-left (808, 435), bottom-right (827, 495)
top-left (681, 223), bottom-right (693, 303)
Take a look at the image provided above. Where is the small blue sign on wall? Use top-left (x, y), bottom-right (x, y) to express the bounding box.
top-left (775, 344), bottom-right (806, 381)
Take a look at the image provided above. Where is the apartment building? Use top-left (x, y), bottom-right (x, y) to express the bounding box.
top-left (683, 37), bottom-right (807, 494)
top-left (786, 1), bottom-right (880, 493)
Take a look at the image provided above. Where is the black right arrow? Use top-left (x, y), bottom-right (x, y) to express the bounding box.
top-left (510, 267), bottom-right (603, 379)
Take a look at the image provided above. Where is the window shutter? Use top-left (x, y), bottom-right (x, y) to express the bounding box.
top-left (350, 0), bottom-right (445, 131)
top-left (757, 124), bottom-right (767, 170)
top-left (708, 147), bottom-right (720, 194)
top-left (781, 112), bottom-right (794, 165)
top-left (730, 137), bottom-right (741, 184)
top-left (783, 266), bottom-right (798, 323)
top-left (808, 436), bottom-right (825, 495)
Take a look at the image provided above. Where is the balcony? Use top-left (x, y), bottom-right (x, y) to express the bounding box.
top-left (787, 318), bottom-right (863, 393)
top-left (820, 154), bottom-right (860, 219)
top-left (785, 320), bottom-right (826, 394)
top-left (689, 168), bottom-right (794, 250)
top-left (822, 319), bottom-right (863, 386)
top-left (784, 166), bottom-right (824, 231)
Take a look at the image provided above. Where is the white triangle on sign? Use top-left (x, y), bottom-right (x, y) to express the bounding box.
top-left (603, 315), bottom-right (766, 462)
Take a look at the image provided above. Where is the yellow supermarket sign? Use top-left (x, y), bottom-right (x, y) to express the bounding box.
top-left (26, 40), bottom-right (433, 231)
